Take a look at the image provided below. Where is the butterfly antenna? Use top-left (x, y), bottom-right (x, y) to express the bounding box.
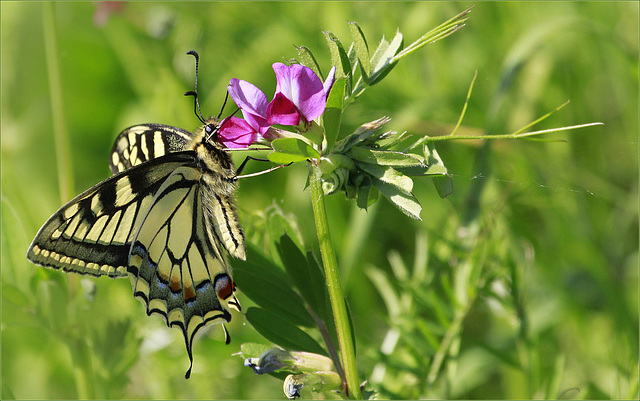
top-left (185, 50), bottom-right (206, 125)
top-left (217, 90), bottom-right (230, 120)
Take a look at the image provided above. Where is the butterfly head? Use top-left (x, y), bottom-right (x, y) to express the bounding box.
top-left (202, 119), bottom-right (221, 143)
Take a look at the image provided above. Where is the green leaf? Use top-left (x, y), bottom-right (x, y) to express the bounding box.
top-left (423, 142), bottom-right (446, 170)
top-left (323, 31), bottom-right (351, 83)
top-left (276, 235), bottom-right (333, 330)
top-left (245, 307), bottom-right (327, 355)
top-left (240, 342), bottom-right (273, 359)
top-left (397, 142), bottom-right (449, 176)
top-left (424, 142), bottom-right (453, 198)
top-left (296, 46), bottom-right (323, 79)
top-left (366, 267), bottom-right (401, 318)
top-left (433, 175), bottom-right (454, 199)
top-left (232, 244), bottom-right (315, 327)
top-left (333, 117), bottom-right (391, 153)
top-left (348, 21), bottom-right (370, 78)
top-left (277, 234), bottom-right (322, 317)
top-left (357, 162), bottom-right (414, 196)
top-left (305, 251), bottom-right (329, 323)
top-left (323, 77), bottom-right (345, 152)
top-left (369, 30), bottom-right (403, 85)
top-left (346, 42), bottom-right (358, 81)
top-left (265, 204), bottom-right (305, 254)
top-left (268, 137), bottom-right (320, 164)
top-left (373, 179), bottom-right (422, 221)
top-left (349, 147), bottom-right (426, 167)
top-left (355, 177), bottom-right (378, 210)
top-left (318, 153), bottom-right (355, 176)
top-left (393, 6), bottom-right (472, 61)
top-left (345, 43), bottom-right (356, 97)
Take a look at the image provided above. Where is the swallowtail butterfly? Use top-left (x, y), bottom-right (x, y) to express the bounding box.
top-left (27, 51), bottom-right (247, 379)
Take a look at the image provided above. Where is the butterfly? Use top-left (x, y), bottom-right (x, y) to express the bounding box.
top-left (26, 51), bottom-right (248, 379)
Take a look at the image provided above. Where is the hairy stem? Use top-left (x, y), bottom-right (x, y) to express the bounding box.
top-left (308, 163), bottom-right (361, 399)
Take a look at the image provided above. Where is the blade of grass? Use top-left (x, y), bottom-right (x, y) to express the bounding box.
top-left (43, 2), bottom-right (73, 203)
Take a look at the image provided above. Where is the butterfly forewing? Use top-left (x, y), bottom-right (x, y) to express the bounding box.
top-left (110, 124), bottom-right (194, 174)
top-left (27, 154), bottom-right (194, 278)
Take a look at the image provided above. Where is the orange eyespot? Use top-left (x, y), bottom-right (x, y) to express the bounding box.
top-left (215, 274), bottom-right (235, 300)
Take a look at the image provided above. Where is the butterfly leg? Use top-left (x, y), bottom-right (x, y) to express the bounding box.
top-left (235, 156), bottom-right (291, 179)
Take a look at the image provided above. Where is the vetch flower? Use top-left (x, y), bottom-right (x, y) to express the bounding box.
top-left (227, 78), bottom-right (270, 136)
top-left (267, 63), bottom-right (336, 127)
top-left (217, 116), bottom-right (259, 148)
top-left (218, 78), bottom-right (271, 148)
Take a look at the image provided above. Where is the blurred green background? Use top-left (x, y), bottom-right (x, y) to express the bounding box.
top-left (1, 1), bottom-right (638, 399)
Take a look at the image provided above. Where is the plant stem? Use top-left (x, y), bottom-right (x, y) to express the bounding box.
top-left (414, 122), bottom-right (603, 147)
top-left (308, 163), bottom-right (362, 399)
top-left (43, 2), bottom-right (73, 203)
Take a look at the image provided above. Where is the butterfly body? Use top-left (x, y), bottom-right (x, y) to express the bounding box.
top-left (27, 119), bottom-right (244, 378)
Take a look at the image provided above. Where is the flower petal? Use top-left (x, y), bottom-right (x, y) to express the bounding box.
top-left (272, 63), bottom-right (293, 100)
top-left (217, 116), bottom-right (258, 148)
top-left (242, 110), bottom-right (270, 136)
top-left (288, 64), bottom-right (326, 122)
top-left (267, 92), bottom-right (301, 126)
top-left (323, 66), bottom-right (337, 98)
top-left (228, 78), bottom-right (269, 119)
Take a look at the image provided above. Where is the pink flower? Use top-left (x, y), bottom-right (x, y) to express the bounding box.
top-left (267, 63), bottom-right (336, 127)
top-left (217, 116), bottom-right (259, 148)
top-left (218, 79), bottom-right (270, 148)
top-left (217, 64), bottom-right (337, 147)
top-left (227, 79), bottom-right (270, 136)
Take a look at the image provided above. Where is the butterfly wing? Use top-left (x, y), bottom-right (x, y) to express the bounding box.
top-left (27, 153), bottom-right (196, 278)
top-left (111, 122), bottom-right (247, 261)
top-left (127, 165), bottom-right (240, 378)
top-left (110, 124), bottom-right (194, 174)
top-left (29, 122), bottom-right (245, 377)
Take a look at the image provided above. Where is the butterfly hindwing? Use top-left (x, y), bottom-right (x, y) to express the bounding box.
top-left (127, 165), bottom-right (240, 378)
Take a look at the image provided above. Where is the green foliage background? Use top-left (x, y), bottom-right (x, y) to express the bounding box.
top-left (1, 1), bottom-right (637, 399)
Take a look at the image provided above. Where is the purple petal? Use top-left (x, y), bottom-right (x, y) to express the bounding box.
top-left (288, 64), bottom-right (326, 122)
top-left (272, 63), bottom-right (293, 101)
top-left (242, 110), bottom-right (270, 136)
top-left (323, 66), bottom-right (337, 98)
top-left (217, 117), bottom-right (258, 148)
top-left (228, 79), bottom-right (269, 119)
top-left (267, 92), bottom-right (301, 126)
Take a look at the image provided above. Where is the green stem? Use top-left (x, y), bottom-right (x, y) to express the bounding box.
top-left (308, 163), bottom-right (361, 399)
top-left (43, 2), bottom-right (73, 203)
top-left (417, 122), bottom-right (603, 145)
